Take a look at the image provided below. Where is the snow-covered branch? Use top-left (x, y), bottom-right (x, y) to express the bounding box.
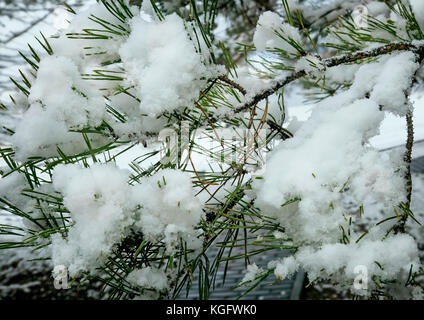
top-left (223, 42), bottom-right (424, 120)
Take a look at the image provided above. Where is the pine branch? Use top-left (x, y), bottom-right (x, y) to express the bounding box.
top-left (393, 45), bottom-right (424, 234)
top-left (394, 110), bottom-right (415, 235)
top-left (404, 110), bottom-right (414, 208)
top-left (220, 42), bottom-right (424, 120)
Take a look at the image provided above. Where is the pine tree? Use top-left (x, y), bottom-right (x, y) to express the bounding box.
top-left (1, 0), bottom-right (424, 300)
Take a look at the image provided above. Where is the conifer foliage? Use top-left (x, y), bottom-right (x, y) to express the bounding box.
top-left (1, 0), bottom-right (424, 299)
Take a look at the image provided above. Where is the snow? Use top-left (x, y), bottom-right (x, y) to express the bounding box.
top-left (127, 267), bottom-right (168, 291)
top-left (253, 11), bottom-right (302, 54)
top-left (0, 1), bottom-right (95, 97)
top-left (133, 169), bottom-right (205, 254)
top-left (49, 164), bottom-right (205, 275)
top-left (0, 171), bottom-right (28, 210)
top-left (295, 55), bottom-right (323, 73)
top-left (254, 98), bottom-right (404, 243)
top-left (5, 2), bottom-right (225, 160)
top-left (284, 55), bottom-right (424, 151)
top-left (367, 2), bottom-right (390, 17)
top-left (50, 2), bottom-right (134, 68)
top-left (119, 12), bottom-right (221, 115)
top-left (294, 234), bottom-right (420, 298)
top-left (11, 55), bottom-right (105, 160)
top-left (271, 256), bottom-right (298, 281)
top-left (251, 51), bottom-right (424, 295)
top-left (324, 64), bottom-right (360, 85)
top-left (241, 263), bottom-right (263, 283)
top-left (51, 163), bottom-right (134, 275)
top-left (369, 52), bottom-right (418, 116)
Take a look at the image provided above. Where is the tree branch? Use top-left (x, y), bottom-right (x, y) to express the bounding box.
top-left (219, 42), bottom-right (424, 120)
top-left (404, 110), bottom-right (414, 208)
top-left (394, 109), bottom-right (415, 235)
